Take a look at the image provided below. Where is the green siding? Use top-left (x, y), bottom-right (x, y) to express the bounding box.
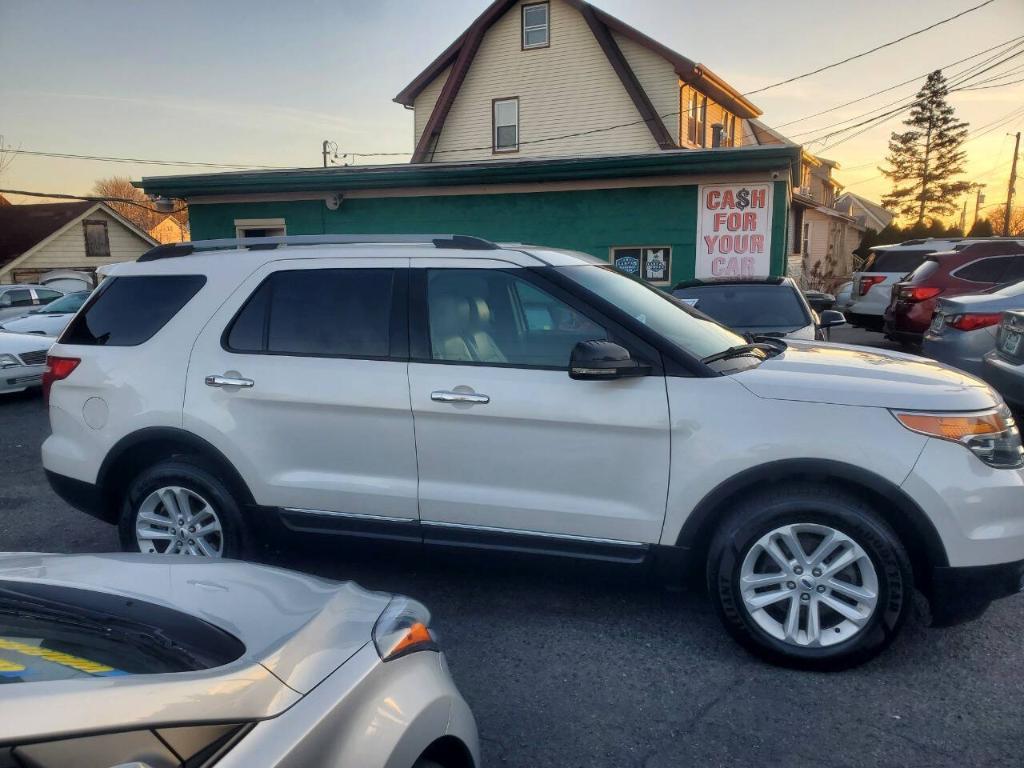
top-left (189, 183), bottom-right (789, 284)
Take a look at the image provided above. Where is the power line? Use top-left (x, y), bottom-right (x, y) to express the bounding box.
top-left (959, 76), bottom-right (1024, 90)
top-left (8, 148), bottom-right (288, 170)
top-left (769, 35), bottom-right (1024, 130)
top-left (741, 0), bottom-right (997, 96)
top-left (0, 188), bottom-right (187, 214)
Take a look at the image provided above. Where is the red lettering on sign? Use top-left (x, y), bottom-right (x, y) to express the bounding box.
top-left (744, 212), bottom-right (757, 230)
top-left (751, 234), bottom-right (765, 253)
top-left (706, 190), bottom-right (721, 209)
top-left (704, 235), bottom-right (718, 254)
top-left (714, 212), bottom-right (728, 230)
top-left (750, 189), bottom-right (766, 208)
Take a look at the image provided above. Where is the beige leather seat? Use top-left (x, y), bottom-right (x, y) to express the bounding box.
top-left (429, 294), bottom-right (506, 363)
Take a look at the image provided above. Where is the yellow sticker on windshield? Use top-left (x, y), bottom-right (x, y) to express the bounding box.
top-left (0, 637), bottom-right (125, 676)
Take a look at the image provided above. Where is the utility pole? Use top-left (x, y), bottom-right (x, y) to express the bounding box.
top-left (959, 197), bottom-right (967, 234)
top-left (1003, 131), bottom-right (1020, 237)
top-left (973, 186), bottom-right (985, 232)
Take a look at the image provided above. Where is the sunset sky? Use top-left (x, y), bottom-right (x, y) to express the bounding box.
top-left (2, 0), bottom-right (1022, 225)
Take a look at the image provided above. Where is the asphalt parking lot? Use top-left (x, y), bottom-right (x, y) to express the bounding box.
top-left (2, 326), bottom-right (1023, 767)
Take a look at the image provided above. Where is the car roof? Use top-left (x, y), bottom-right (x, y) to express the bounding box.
top-left (674, 276), bottom-right (791, 289)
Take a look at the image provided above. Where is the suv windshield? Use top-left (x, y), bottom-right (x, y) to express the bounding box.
top-left (32, 292), bottom-right (89, 314)
top-left (672, 284), bottom-right (810, 331)
top-left (556, 265), bottom-right (745, 360)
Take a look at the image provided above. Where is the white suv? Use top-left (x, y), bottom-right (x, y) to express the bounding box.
top-left (42, 235), bottom-right (1024, 669)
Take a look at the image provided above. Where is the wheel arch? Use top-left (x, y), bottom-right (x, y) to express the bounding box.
top-left (96, 427), bottom-right (256, 522)
top-left (676, 459), bottom-right (949, 584)
top-left (417, 735), bottom-right (477, 768)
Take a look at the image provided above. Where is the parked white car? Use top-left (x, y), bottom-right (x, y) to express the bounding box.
top-left (42, 235), bottom-right (1024, 669)
top-left (0, 291), bottom-right (91, 336)
top-left (0, 552), bottom-right (479, 768)
top-left (0, 331), bottom-right (53, 394)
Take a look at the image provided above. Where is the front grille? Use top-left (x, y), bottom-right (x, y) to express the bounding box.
top-left (18, 350), bottom-right (48, 366)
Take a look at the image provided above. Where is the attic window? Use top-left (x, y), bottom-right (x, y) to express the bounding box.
top-left (522, 3), bottom-right (549, 49)
top-left (83, 220), bottom-right (110, 258)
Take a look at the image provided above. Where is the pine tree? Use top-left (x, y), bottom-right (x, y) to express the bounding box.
top-left (881, 70), bottom-right (970, 224)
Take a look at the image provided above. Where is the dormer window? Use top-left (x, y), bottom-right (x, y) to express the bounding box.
top-left (522, 3), bottom-right (549, 49)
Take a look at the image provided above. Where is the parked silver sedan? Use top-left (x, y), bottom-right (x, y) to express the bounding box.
top-left (922, 280), bottom-right (1024, 376)
top-left (983, 310), bottom-right (1024, 409)
top-left (0, 553), bottom-right (479, 768)
top-left (0, 332), bottom-right (53, 395)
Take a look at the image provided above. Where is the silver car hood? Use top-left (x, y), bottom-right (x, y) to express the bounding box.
top-left (0, 553), bottom-right (393, 740)
top-left (0, 332), bottom-right (56, 354)
top-left (734, 340), bottom-right (999, 410)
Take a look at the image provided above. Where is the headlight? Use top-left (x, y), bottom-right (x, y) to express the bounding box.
top-left (372, 596), bottom-right (438, 662)
top-left (0, 353), bottom-right (21, 369)
top-left (892, 404), bottom-right (1024, 469)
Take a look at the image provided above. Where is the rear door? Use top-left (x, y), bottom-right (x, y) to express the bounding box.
top-left (184, 257), bottom-right (419, 531)
top-left (407, 258), bottom-right (671, 549)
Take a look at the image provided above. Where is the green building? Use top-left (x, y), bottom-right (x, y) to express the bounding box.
top-left (137, 146), bottom-right (800, 287)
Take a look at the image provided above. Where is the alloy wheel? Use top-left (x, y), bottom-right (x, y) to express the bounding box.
top-left (738, 523), bottom-right (879, 648)
top-left (135, 485), bottom-right (224, 558)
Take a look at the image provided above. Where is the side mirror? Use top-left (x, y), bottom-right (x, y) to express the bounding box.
top-left (569, 340), bottom-right (650, 380)
top-left (818, 309), bottom-right (846, 329)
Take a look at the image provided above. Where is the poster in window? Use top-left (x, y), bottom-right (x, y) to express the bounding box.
top-left (612, 249), bottom-right (641, 277)
top-left (642, 248), bottom-right (670, 283)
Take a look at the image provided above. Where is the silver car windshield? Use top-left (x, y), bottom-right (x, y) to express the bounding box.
top-left (557, 265), bottom-right (746, 359)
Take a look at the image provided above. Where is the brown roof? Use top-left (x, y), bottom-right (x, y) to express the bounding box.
top-left (0, 202), bottom-right (94, 269)
top-left (395, 0), bottom-right (761, 163)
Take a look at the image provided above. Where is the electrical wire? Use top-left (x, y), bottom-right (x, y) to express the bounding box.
top-left (741, 0), bottom-right (997, 96)
top-left (8, 149), bottom-right (288, 170)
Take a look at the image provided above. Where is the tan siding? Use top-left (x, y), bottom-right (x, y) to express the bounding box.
top-left (0, 208), bottom-right (152, 281)
top-left (612, 31), bottom-right (678, 146)
top-left (413, 64), bottom-right (451, 146)
top-left (428, 0), bottom-right (658, 161)
top-left (735, 119), bottom-right (756, 147)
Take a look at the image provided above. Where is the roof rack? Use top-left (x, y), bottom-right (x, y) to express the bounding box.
top-left (138, 234), bottom-right (499, 262)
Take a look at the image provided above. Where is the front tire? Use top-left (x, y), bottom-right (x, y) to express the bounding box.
top-left (119, 458), bottom-right (249, 559)
top-left (707, 483), bottom-right (912, 670)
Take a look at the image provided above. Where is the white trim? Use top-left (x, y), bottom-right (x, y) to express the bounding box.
top-left (234, 218), bottom-right (287, 238)
top-left (522, 1), bottom-right (549, 48)
top-left (0, 202), bottom-right (157, 281)
top-left (493, 98), bottom-right (519, 152)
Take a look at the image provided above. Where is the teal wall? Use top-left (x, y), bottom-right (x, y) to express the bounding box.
top-left (190, 181), bottom-right (790, 284)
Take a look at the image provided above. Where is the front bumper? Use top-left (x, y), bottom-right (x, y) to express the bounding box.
top-left (930, 559), bottom-right (1024, 625)
top-left (0, 365), bottom-right (44, 394)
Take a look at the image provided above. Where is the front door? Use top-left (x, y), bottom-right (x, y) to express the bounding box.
top-left (185, 257), bottom-right (419, 528)
top-left (408, 260), bottom-right (671, 547)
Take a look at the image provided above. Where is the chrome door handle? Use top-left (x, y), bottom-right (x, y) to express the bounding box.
top-left (431, 390), bottom-right (490, 404)
top-left (205, 374), bottom-right (254, 388)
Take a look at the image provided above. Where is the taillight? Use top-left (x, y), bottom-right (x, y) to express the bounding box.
top-left (42, 355), bottom-right (80, 404)
top-left (947, 313), bottom-right (1004, 332)
top-left (898, 285), bottom-right (942, 302)
top-left (858, 275), bottom-right (886, 296)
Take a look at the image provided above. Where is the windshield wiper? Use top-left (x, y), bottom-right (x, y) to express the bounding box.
top-left (701, 342), bottom-right (783, 364)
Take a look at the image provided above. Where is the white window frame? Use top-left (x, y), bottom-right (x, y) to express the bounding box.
top-left (234, 218), bottom-right (287, 238)
top-left (522, 2), bottom-right (549, 49)
top-left (493, 97), bottom-right (519, 153)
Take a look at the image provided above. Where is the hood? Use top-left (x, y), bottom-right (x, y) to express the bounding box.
top-left (0, 331), bottom-right (56, 353)
top-left (0, 314), bottom-right (70, 336)
top-left (0, 553), bottom-right (392, 694)
top-left (734, 340), bottom-right (999, 410)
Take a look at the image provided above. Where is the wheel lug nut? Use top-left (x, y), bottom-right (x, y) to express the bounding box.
top-left (800, 593), bottom-right (810, 602)
top-left (793, 566), bottom-right (803, 575)
top-left (786, 581), bottom-right (796, 590)
top-left (812, 568), bottom-right (822, 577)
top-left (817, 585), bottom-right (826, 593)
top-left (188, 539), bottom-right (195, 546)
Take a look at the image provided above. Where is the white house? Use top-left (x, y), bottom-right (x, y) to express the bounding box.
top-left (0, 201), bottom-right (156, 285)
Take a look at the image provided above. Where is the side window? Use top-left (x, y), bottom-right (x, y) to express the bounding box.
top-left (955, 256), bottom-right (1012, 283)
top-left (234, 218), bottom-right (286, 238)
top-left (521, 2), bottom-right (549, 48)
top-left (35, 289), bottom-right (63, 305)
top-left (493, 98), bottom-right (519, 153)
top-left (2, 290), bottom-right (32, 308)
top-left (426, 269), bottom-right (607, 368)
top-left (999, 255), bottom-right (1024, 283)
top-left (224, 269), bottom-right (393, 358)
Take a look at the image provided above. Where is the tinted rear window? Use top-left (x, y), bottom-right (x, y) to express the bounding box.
top-left (864, 249), bottom-right (933, 273)
top-left (672, 284), bottom-right (810, 330)
top-left (60, 275), bottom-right (205, 347)
top-left (955, 256), bottom-right (1013, 284)
top-left (906, 259), bottom-right (940, 283)
top-left (225, 269), bottom-right (393, 358)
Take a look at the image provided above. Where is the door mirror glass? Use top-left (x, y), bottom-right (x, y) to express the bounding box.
top-left (818, 310), bottom-right (846, 329)
top-left (569, 340), bottom-right (650, 380)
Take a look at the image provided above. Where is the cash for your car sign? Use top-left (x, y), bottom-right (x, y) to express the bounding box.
top-left (696, 183), bottom-right (773, 279)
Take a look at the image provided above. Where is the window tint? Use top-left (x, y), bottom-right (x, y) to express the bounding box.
top-left (225, 269), bottom-right (393, 358)
top-left (672, 284), bottom-right (810, 330)
top-left (1002, 255), bottom-right (1024, 283)
top-left (906, 259), bottom-right (940, 283)
top-left (427, 269), bottom-right (607, 367)
top-left (1, 290), bottom-right (32, 308)
top-left (864, 249), bottom-right (933, 273)
top-left (60, 275), bottom-right (205, 346)
top-left (955, 256), bottom-right (1012, 283)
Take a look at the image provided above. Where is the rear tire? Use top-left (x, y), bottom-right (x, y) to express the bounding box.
top-left (707, 482), bottom-right (912, 670)
top-left (118, 458), bottom-right (250, 559)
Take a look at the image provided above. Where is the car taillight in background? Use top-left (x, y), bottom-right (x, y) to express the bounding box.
top-left (897, 285), bottom-right (943, 302)
top-left (947, 313), bottom-right (1004, 332)
top-left (858, 275), bottom-right (886, 296)
top-left (42, 355), bottom-right (80, 403)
